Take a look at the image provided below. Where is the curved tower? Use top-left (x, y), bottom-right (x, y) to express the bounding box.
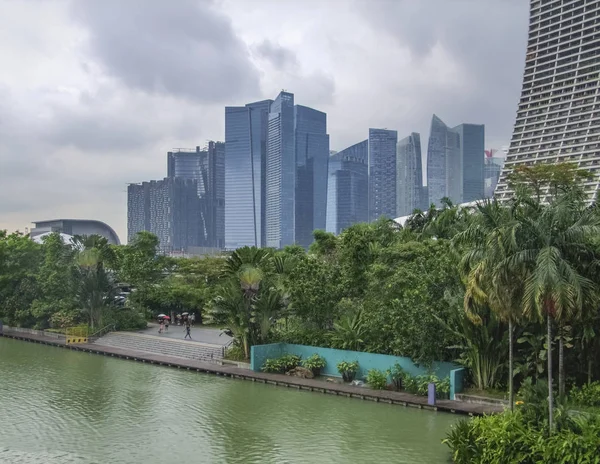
top-left (495, 0), bottom-right (600, 202)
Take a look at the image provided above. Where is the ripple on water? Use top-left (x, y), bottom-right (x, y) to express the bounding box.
top-left (0, 338), bottom-right (456, 463)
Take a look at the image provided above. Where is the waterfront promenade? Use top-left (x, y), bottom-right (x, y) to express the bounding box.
top-left (1, 329), bottom-right (502, 416)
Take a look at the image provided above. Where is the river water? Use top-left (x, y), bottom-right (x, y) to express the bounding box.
top-left (0, 338), bottom-right (456, 463)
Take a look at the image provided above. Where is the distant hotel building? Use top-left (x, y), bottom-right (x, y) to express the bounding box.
top-left (496, 0), bottom-right (600, 201)
top-left (368, 128), bottom-right (398, 220)
top-left (427, 115), bottom-right (484, 206)
top-left (225, 91), bottom-right (329, 249)
top-left (326, 140), bottom-right (368, 234)
top-left (396, 132), bottom-right (424, 216)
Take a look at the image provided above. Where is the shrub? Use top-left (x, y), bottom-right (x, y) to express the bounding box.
top-left (337, 360), bottom-right (359, 382)
top-left (224, 346), bottom-right (246, 362)
top-left (108, 309), bottom-right (147, 331)
top-left (570, 381), bottom-right (600, 408)
top-left (366, 369), bottom-right (387, 390)
top-left (302, 354), bottom-right (326, 376)
top-left (401, 372), bottom-right (450, 399)
top-left (261, 354), bottom-right (302, 374)
top-left (387, 363), bottom-right (405, 391)
top-left (262, 358), bottom-right (283, 373)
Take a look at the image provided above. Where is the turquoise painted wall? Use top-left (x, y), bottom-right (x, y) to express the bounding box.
top-left (251, 343), bottom-right (465, 397)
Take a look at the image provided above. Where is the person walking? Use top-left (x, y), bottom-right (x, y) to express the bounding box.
top-left (190, 313), bottom-right (195, 327)
top-left (184, 322), bottom-right (192, 340)
top-left (164, 318), bottom-right (169, 332)
top-left (158, 320), bottom-right (165, 334)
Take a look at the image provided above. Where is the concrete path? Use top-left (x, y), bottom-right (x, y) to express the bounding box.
top-left (136, 323), bottom-right (232, 346)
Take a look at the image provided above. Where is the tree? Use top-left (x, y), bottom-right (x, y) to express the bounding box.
top-left (76, 248), bottom-right (116, 330)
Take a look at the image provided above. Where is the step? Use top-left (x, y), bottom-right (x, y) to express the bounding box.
top-left (92, 332), bottom-right (224, 363)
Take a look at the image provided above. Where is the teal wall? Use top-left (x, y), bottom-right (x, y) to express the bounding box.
top-left (251, 343), bottom-right (465, 397)
top-left (450, 368), bottom-right (466, 401)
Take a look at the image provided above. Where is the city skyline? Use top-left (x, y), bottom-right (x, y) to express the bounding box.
top-left (0, 1), bottom-right (530, 240)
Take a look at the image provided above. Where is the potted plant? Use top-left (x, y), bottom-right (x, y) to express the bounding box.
top-left (337, 360), bottom-right (359, 382)
top-left (303, 354), bottom-right (326, 377)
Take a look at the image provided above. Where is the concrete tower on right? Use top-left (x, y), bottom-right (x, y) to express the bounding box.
top-left (495, 0), bottom-right (600, 202)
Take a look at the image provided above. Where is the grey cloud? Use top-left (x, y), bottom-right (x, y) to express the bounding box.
top-left (254, 39), bottom-right (299, 70)
top-left (70, 0), bottom-right (261, 103)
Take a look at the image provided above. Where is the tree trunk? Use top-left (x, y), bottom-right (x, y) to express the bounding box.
top-left (588, 358), bottom-right (593, 385)
top-left (509, 319), bottom-right (514, 411)
top-left (558, 327), bottom-right (565, 399)
top-left (547, 313), bottom-right (554, 434)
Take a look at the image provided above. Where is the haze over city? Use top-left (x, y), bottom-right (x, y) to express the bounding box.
top-left (0, 0), bottom-right (529, 241)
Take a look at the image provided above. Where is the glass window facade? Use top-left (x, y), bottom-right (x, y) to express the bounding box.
top-left (294, 105), bottom-right (330, 248)
top-left (368, 128), bottom-right (398, 221)
top-left (326, 140), bottom-right (368, 234)
top-left (396, 132), bottom-right (423, 216)
top-left (454, 124), bottom-right (485, 203)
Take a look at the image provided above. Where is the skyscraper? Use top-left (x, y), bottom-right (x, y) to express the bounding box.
top-left (326, 140), bottom-right (368, 234)
top-left (294, 105), bottom-right (330, 248)
top-left (484, 152), bottom-right (505, 199)
top-left (224, 100), bottom-right (272, 249)
top-left (396, 132), bottom-right (423, 216)
top-left (266, 91), bottom-right (295, 249)
top-left (167, 143), bottom-right (225, 248)
top-left (368, 128), bottom-right (398, 220)
top-left (427, 115), bottom-right (484, 206)
top-left (127, 178), bottom-right (199, 253)
top-left (496, 0), bottom-right (600, 202)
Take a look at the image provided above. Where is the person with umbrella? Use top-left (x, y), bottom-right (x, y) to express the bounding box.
top-left (184, 319), bottom-right (192, 340)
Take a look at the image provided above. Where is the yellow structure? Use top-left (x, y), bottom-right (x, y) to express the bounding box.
top-left (66, 326), bottom-right (89, 345)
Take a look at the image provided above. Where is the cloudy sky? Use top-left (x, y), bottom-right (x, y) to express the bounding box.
top-left (0, 0), bottom-right (529, 242)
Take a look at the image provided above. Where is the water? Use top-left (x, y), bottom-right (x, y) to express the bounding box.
top-left (0, 338), bottom-right (456, 463)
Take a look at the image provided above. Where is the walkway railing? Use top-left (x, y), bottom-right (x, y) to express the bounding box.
top-left (89, 323), bottom-right (116, 342)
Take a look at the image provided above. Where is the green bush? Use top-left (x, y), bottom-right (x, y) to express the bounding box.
top-left (400, 372), bottom-right (450, 399)
top-left (302, 354), bottom-right (326, 375)
top-left (262, 358), bottom-right (283, 373)
top-left (444, 411), bottom-right (600, 464)
top-left (570, 381), bottom-right (600, 408)
top-left (224, 346), bottom-right (246, 362)
top-left (337, 360), bottom-right (359, 382)
top-left (387, 363), bottom-right (405, 391)
top-left (261, 354), bottom-right (302, 374)
top-left (108, 309), bottom-right (147, 331)
top-left (366, 369), bottom-right (388, 390)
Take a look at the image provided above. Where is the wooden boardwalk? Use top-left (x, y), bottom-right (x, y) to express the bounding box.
top-left (1, 330), bottom-right (503, 417)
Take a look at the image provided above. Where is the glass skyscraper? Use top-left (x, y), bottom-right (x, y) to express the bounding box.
top-left (294, 105), bottom-right (330, 248)
top-left (396, 132), bottom-right (423, 216)
top-left (224, 99), bottom-right (272, 249)
top-left (484, 154), bottom-right (505, 199)
top-left (496, 0), bottom-right (600, 202)
top-left (326, 140), bottom-right (368, 234)
top-left (266, 91), bottom-right (295, 249)
top-left (368, 128), bottom-right (398, 221)
top-left (427, 115), bottom-right (484, 206)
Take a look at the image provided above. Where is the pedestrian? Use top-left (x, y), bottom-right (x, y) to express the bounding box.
top-left (158, 320), bottom-right (165, 334)
top-left (165, 318), bottom-right (169, 332)
top-left (190, 313), bottom-right (195, 327)
top-left (184, 322), bottom-right (192, 340)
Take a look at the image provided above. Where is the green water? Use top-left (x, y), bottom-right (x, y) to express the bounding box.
top-left (0, 338), bottom-right (456, 463)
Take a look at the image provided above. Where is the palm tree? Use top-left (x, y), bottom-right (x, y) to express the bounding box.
top-left (76, 248), bottom-right (115, 330)
top-left (455, 199), bottom-right (524, 410)
top-left (511, 190), bottom-right (599, 431)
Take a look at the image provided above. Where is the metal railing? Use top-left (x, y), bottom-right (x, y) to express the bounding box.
top-left (89, 323), bottom-right (116, 342)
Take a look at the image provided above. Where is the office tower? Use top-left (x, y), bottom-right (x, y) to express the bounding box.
top-left (427, 115), bottom-right (485, 206)
top-left (294, 105), bottom-right (330, 248)
top-left (167, 143), bottom-right (225, 248)
top-left (496, 0), bottom-right (600, 202)
top-left (225, 100), bottom-right (272, 249)
top-left (326, 140), bottom-right (368, 234)
top-left (368, 128), bottom-right (398, 220)
top-left (396, 132), bottom-right (424, 217)
top-left (266, 91), bottom-right (295, 249)
top-left (127, 178), bottom-right (199, 253)
top-left (454, 124), bottom-right (485, 203)
top-left (484, 151), bottom-right (505, 198)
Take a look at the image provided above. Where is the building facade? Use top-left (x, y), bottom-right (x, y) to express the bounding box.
top-left (484, 150), bottom-right (505, 198)
top-left (31, 219), bottom-right (121, 245)
top-left (294, 105), bottom-right (330, 248)
top-left (326, 140), bottom-right (368, 234)
top-left (396, 132), bottom-right (424, 216)
top-left (427, 115), bottom-right (485, 206)
top-left (127, 178), bottom-right (199, 253)
top-left (368, 128), bottom-right (398, 220)
top-left (266, 91), bottom-right (296, 249)
top-left (224, 100), bottom-right (272, 249)
top-left (496, 0), bottom-right (600, 201)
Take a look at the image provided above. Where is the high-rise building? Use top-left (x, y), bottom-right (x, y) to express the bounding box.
top-left (496, 0), bottom-right (600, 202)
top-left (368, 128), bottom-right (398, 220)
top-left (326, 140), bottom-right (368, 234)
top-left (266, 91), bottom-right (296, 249)
top-left (127, 178), bottom-right (200, 253)
top-left (484, 151), bottom-right (505, 199)
top-left (224, 100), bottom-right (272, 249)
top-left (427, 115), bottom-right (485, 206)
top-left (396, 132), bottom-right (424, 216)
top-left (167, 142), bottom-right (225, 248)
top-left (454, 124), bottom-right (485, 203)
top-left (294, 105), bottom-right (330, 247)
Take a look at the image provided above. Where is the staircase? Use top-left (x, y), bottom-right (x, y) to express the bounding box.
top-left (92, 332), bottom-right (224, 363)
